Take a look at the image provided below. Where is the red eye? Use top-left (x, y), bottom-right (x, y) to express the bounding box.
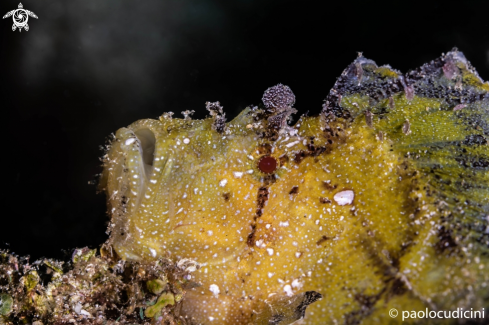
top-left (258, 156), bottom-right (278, 174)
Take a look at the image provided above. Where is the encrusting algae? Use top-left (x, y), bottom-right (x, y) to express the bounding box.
top-left (1, 49), bottom-right (488, 324)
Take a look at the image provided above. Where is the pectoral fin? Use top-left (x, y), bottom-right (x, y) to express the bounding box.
top-left (253, 291), bottom-right (323, 325)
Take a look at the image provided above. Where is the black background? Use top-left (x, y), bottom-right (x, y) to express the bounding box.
top-left (1, 0), bottom-right (488, 260)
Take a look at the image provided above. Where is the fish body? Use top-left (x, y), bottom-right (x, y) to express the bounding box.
top-left (101, 49), bottom-right (489, 324)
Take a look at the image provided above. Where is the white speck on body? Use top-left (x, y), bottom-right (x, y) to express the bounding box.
top-left (219, 179), bottom-right (228, 187)
top-left (183, 138), bottom-right (190, 144)
top-left (334, 190), bottom-right (355, 205)
top-left (292, 279), bottom-right (301, 288)
top-left (209, 284), bottom-right (220, 295)
top-left (125, 138), bottom-right (136, 145)
top-left (279, 221), bottom-right (289, 227)
top-left (285, 140), bottom-right (300, 148)
top-left (149, 248), bottom-right (157, 257)
top-left (267, 248), bottom-right (274, 256)
top-left (284, 284), bottom-right (293, 297)
top-left (233, 171), bottom-right (243, 178)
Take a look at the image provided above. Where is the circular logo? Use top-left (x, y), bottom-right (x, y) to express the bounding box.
top-left (389, 308), bottom-right (398, 318)
top-left (13, 9), bottom-right (28, 27)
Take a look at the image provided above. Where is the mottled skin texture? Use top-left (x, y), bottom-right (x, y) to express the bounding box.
top-left (101, 50), bottom-right (488, 324)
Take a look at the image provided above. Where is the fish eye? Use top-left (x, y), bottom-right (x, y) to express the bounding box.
top-left (258, 155), bottom-right (278, 174)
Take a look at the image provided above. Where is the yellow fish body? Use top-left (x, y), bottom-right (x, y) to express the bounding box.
top-left (101, 49), bottom-right (489, 324)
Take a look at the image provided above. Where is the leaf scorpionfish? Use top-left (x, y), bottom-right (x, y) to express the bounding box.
top-left (101, 49), bottom-right (489, 325)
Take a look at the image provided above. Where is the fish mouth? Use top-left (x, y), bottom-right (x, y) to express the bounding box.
top-left (101, 121), bottom-right (159, 225)
top-left (133, 128), bottom-right (156, 179)
top-left (100, 120), bottom-right (165, 261)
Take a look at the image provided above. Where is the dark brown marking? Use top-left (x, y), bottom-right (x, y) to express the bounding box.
top-left (247, 224), bottom-right (257, 247)
top-left (247, 187), bottom-right (269, 247)
top-left (390, 278), bottom-right (407, 296)
top-left (322, 181), bottom-right (337, 190)
top-left (293, 143), bottom-right (328, 165)
top-left (222, 192), bottom-right (230, 201)
top-left (344, 288), bottom-right (386, 325)
top-left (316, 236), bottom-right (330, 246)
top-left (435, 226), bottom-right (457, 253)
top-left (257, 143), bottom-right (273, 155)
top-left (279, 154), bottom-right (289, 165)
top-left (354, 291), bottom-right (381, 311)
top-left (293, 150), bottom-right (307, 163)
top-left (257, 187), bottom-right (269, 210)
top-left (319, 197), bottom-right (331, 204)
top-left (306, 144), bottom-right (327, 156)
top-left (289, 186), bottom-right (299, 195)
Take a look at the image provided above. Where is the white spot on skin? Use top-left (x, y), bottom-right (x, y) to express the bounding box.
top-left (233, 171), bottom-right (243, 178)
top-left (333, 190), bottom-right (355, 206)
top-left (284, 284), bottom-right (293, 297)
top-left (292, 279), bottom-right (302, 288)
top-left (149, 248), bottom-right (157, 257)
top-left (125, 138), bottom-right (136, 145)
top-left (209, 284), bottom-right (220, 295)
top-left (279, 221), bottom-right (289, 227)
top-left (183, 138), bottom-right (190, 144)
top-left (267, 248), bottom-right (274, 256)
top-left (285, 140), bottom-right (300, 148)
top-left (219, 179), bottom-right (228, 187)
